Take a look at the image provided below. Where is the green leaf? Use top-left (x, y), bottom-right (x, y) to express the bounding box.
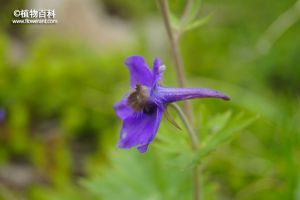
top-left (168, 0), bottom-right (203, 32)
top-left (207, 110), bottom-right (232, 134)
top-left (183, 14), bottom-right (212, 32)
top-left (82, 149), bottom-right (193, 200)
top-left (186, 0), bottom-right (203, 23)
top-left (192, 113), bottom-right (259, 166)
top-left (169, 12), bottom-right (180, 30)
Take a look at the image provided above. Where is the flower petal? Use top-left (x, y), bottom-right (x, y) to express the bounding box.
top-left (125, 56), bottom-right (153, 88)
top-left (157, 86), bottom-right (230, 103)
top-left (137, 144), bottom-right (149, 153)
top-left (117, 107), bottom-right (164, 153)
top-left (0, 109), bottom-right (5, 122)
top-left (113, 96), bottom-right (134, 120)
top-left (152, 57), bottom-right (165, 85)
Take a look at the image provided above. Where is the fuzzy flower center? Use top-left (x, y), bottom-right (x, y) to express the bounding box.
top-left (127, 84), bottom-right (156, 114)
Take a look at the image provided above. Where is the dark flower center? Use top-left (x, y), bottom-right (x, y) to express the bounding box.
top-left (143, 102), bottom-right (156, 114)
top-left (127, 84), bottom-right (156, 114)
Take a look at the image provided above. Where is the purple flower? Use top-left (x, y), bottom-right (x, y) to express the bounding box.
top-left (114, 55), bottom-right (229, 153)
top-left (0, 109), bottom-right (5, 122)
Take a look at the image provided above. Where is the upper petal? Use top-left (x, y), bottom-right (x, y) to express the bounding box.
top-left (152, 57), bottom-right (165, 86)
top-left (125, 56), bottom-right (153, 88)
top-left (157, 86), bottom-right (230, 103)
top-left (117, 107), bottom-right (164, 153)
top-left (114, 96), bottom-right (134, 120)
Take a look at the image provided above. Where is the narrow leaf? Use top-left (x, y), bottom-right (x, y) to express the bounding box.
top-left (193, 114), bottom-right (259, 166)
top-left (207, 110), bottom-right (232, 134)
top-left (169, 12), bottom-right (180, 30)
top-left (186, 0), bottom-right (203, 23)
top-left (183, 14), bottom-right (212, 32)
top-left (164, 108), bottom-right (182, 130)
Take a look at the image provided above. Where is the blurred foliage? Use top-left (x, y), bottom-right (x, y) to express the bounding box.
top-left (0, 0), bottom-right (300, 199)
top-left (101, 0), bottom-right (156, 21)
top-left (83, 150), bottom-right (193, 200)
top-left (0, 34), bottom-right (131, 198)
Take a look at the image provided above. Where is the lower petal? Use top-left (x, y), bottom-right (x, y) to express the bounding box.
top-left (117, 107), bottom-right (164, 153)
top-left (114, 96), bottom-right (134, 120)
top-left (137, 144), bottom-right (149, 153)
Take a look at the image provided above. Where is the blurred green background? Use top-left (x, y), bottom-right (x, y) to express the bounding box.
top-left (0, 0), bottom-right (299, 199)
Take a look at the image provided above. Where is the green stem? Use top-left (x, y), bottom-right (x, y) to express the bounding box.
top-left (169, 103), bottom-right (200, 200)
top-left (169, 103), bottom-right (199, 150)
top-left (157, 0), bottom-right (201, 199)
top-left (157, 0), bottom-right (193, 122)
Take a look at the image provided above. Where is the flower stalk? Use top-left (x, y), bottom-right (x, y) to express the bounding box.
top-left (158, 0), bottom-right (201, 199)
top-left (169, 103), bottom-right (198, 149)
top-left (169, 103), bottom-right (200, 200)
top-left (114, 2), bottom-right (230, 199)
top-left (157, 0), bottom-right (193, 121)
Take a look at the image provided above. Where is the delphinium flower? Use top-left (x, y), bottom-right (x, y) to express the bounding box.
top-left (114, 55), bottom-right (229, 153)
